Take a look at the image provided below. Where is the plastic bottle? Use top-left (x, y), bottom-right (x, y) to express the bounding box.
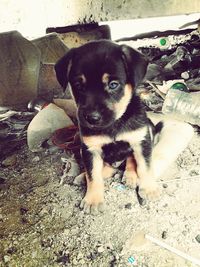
top-left (162, 89), bottom-right (200, 125)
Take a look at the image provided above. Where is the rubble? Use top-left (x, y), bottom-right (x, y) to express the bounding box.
top-left (0, 22), bottom-right (200, 267)
top-left (0, 31), bottom-right (41, 107)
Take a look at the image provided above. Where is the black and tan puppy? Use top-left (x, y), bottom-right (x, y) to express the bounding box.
top-left (55, 40), bottom-right (159, 213)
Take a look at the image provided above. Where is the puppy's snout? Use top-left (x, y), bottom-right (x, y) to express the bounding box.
top-left (85, 111), bottom-right (102, 125)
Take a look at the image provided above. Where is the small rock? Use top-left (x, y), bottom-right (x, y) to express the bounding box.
top-left (4, 255), bottom-right (11, 263)
top-left (182, 230), bottom-right (187, 236)
top-left (32, 156), bottom-right (40, 162)
top-left (56, 254), bottom-right (69, 264)
top-left (7, 246), bottom-right (17, 254)
top-left (20, 207), bottom-right (28, 215)
top-left (73, 173), bottom-right (86, 185)
top-left (97, 246), bottom-right (104, 253)
top-left (195, 234), bottom-right (200, 243)
top-left (162, 183), bottom-right (168, 188)
top-left (2, 155), bottom-right (17, 167)
top-left (162, 231), bottom-right (167, 239)
top-left (77, 252), bottom-right (83, 260)
top-left (114, 173), bottom-right (122, 179)
top-left (125, 203), bottom-right (132, 209)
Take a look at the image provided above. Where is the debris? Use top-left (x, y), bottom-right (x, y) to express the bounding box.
top-left (32, 156), bottom-right (40, 162)
top-left (162, 90), bottom-right (200, 125)
top-left (195, 234), bottom-right (200, 243)
top-left (161, 231), bottom-right (167, 239)
top-left (0, 31), bottom-right (40, 107)
top-left (27, 103), bottom-right (74, 152)
top-left (60, 157), bottom-right (81, 185)
top-left (114, 184), bottom-right (126, 191)
top-left (2, 154), bottom-right (17, 167)
top-left (128, 256), bottom-right (137, 265)
top-left (73, 173), bottom-right (86, 186)
top-left (97, 246), bottom-right (105, 253)
top-left (145, 234), bottom-right (200, 266)
top-left (125, 203), bottom-right (132, 209)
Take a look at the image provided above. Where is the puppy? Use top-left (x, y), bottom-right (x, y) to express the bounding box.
top-left (55, 40), bottom-right (159, 213)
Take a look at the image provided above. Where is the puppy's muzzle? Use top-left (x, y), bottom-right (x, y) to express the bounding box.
top-left (84, 111), bottom-right (102, 126)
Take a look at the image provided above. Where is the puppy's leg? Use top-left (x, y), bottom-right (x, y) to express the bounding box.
top-left (102, 163), bottom-right (116, 179)
top-left (123, 156), bottom-right (138, 188)
top-left (132, 140), bottom-right (159, 200)
top-left (80, 144), bottom-right (104, 213)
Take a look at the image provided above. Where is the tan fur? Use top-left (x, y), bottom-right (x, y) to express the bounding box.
top-left (102, 164), bottom-right (116, 179)
top-left (82, 135), bottom-right (112, 152)
top-left (124, 156), bottom-right (138, 188)
top-left (116, 126), bottom-right (147, 145)
top-left (83, 173), bottom-right (104, 206)
top-left (102, 73), bottom-right (110, 84)
top-left (114, 84), bottom-right (133, 119)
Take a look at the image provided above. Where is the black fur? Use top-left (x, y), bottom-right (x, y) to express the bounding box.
top-left (55, 40), bottom-right (154, 190)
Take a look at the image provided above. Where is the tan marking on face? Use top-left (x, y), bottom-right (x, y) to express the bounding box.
top-left (102, 73), bottom-right (110, 84)
top-left (113, 84), bottom-right (133, 120)
top-left (82, 135), bottom-right (112, 152)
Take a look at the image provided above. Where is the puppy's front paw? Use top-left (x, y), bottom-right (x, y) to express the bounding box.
top-left (80, 191), bottom-right (104, 214)
top-left (123, 170), bottom-right (137, 189)
top-left (138, 180), bottom-right (160, 200)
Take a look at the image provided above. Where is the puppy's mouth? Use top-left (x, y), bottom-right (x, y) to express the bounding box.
top-left (79, 119), bottom-right (114, 130)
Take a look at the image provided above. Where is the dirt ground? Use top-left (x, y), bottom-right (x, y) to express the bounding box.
top-left (0, 130), bottom-right (200, 267)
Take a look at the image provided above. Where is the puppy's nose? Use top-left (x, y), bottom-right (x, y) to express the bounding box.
top-left (85, 111), bottom-right (102, 125)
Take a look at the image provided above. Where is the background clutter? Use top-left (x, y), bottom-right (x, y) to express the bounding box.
top-left (0, 19), bottom-right (200, 267)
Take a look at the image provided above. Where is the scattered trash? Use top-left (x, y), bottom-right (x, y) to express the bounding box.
top-left (128, 256), bottom-right (137, 265)
top-left (162, 90), bottom-right (200, 125)
top-left (114, 184), bottom-right (126, 191)
top-left (195, 234), bottom-right (200, 244)
top-left (27, 103), bottom-right (74, 152)
top-left (1, 155), bottom-right (17, 167)
top-left (156, 80), bottom-right (188, 95)
top-left (161, 231), bottom-right (168, 239)
top-left (145, 233), bottom-right (200, 266)
top-left (28, 98), bottom-right (49, 113)
top-left (60, 157), bottom-right (81, 185)
top-left (124, 203), bottom-right (132, 209)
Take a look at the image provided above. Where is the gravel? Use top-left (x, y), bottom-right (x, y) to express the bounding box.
top-left (0, 134), bottom-right (200, 266)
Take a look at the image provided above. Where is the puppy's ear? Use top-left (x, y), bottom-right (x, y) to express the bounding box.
top-left (121, 45), bottom-right (148, 87)
top-left (54, 48), bottom-right (75, 90)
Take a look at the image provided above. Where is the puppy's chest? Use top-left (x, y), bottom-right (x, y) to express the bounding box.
top-left (102, 141), bottom-right (133, 166)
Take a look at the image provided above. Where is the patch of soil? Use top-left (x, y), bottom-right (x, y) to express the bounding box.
top-left (0, 134), bottom-right (200, 267)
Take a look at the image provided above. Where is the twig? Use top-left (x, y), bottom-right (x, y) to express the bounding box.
top-left (145, 234), bottom-right (200, 266)
top-left (159, 174), bottom-right (200, 184)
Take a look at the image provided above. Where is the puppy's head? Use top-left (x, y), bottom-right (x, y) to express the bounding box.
top-left (55, 40), bottom-right (148, 130)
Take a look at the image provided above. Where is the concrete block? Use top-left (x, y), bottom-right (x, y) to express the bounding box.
top-left (47, 24), bottom-right (111, 48)
top-left (0, 31), bottom-right (41, 108)
top-left (32, 33), bottom-right (69, 63)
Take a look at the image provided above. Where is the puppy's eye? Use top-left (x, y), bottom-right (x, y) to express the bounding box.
top-left (73, 82), bottom-right (82, 90)
top-left (108, 81), bottom-right (120, 90)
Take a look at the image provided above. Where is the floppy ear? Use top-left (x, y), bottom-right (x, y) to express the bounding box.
top-left (121, 45), bottom-right (148, 87)
top-left (54, 48), bottom-right (75, 90)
